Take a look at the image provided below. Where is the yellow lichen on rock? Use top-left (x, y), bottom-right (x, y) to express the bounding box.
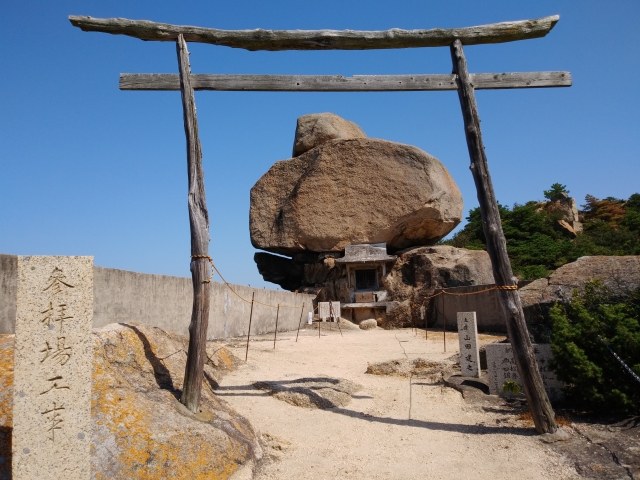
top-left (0, 335), bottom-right (14, 479)
top-left (0, 324), bottom-right (261, 480)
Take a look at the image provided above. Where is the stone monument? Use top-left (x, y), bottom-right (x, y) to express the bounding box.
top-left (485, 343), bottom-right (564, 401)
top-left (457, 312), bottom-right (480, 378)
top-left (12, 256), bottom-right (93, 479)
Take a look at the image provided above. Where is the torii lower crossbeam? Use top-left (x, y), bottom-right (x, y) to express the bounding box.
top-left (120, 72), bottom-right (571, 91)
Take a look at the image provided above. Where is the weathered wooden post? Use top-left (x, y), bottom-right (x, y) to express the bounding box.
top-left (450, 38), bottom-right (557, 434)
top-left (176, 34), bottom-right (211, 413)
top-left (273, 304), bottom-right (280, 349)
top-left (295, 303), bottom-right (305, 342)
top-left (245, 292), bottom-right (255, 361)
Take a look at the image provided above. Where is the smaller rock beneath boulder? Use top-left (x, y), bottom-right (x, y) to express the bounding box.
top-left (292, 112), bottom-right (366, 157)
top-left (254, 377), bottom-right (362, 409)
top-left (359, 319), bottom-right (378, 330)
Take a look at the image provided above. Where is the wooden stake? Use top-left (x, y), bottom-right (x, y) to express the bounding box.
top-left (330, 301), bottom-right (343, 337)
top-left (412, 306), bottom-right (416, 335)
top-left (295, 303), bottom-right (305, 342)
top-left (273, 304), bottom-right (280, 349)
top-left (245, 292), bottom-right (255, 361)
top-left (450, 39), bottom-right (557, 434)
top-left (442, 292), bottom-right (446, 353)
top-left (425, 302), bottom-right (428, 340)
top-left (177, 34), bottom-right (211, 413)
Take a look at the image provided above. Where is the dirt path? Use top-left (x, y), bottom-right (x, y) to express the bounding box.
top-left (219, 326), bottom-right (579, 479)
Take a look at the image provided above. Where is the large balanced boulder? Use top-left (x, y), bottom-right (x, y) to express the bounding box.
top-left (0, 323), bottom-right (261, 479)
top-left (292, 112), bottom-right (366, 157)
top-left (250, 136), bottom-right (463, 255)
top-left (520, 255), bottom-right (640, 342)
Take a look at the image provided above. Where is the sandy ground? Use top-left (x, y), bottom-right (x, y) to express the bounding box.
top-left (219, 326), bottom-right (579, 480)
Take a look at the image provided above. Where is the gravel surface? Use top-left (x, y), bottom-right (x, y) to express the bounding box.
top-left (220, 327), bottom-right (579, 480)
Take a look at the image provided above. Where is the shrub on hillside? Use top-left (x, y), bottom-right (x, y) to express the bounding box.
top-left (549, 282), bottom-right (640, 415)
top-left (442, 187), bottom-right (640, 280)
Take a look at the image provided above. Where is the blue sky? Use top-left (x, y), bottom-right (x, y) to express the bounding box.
top-left (1, 1), bottom-right (639, 288)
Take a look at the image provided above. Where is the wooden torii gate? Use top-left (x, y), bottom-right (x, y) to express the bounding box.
top-left (70, 14), bottom-right (571, 433)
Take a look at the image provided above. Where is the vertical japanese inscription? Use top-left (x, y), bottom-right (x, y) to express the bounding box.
top-left (13, 256), bottom-right (93, 480)
top-left (456, 312), bottom-right (480, 378)
top-left (485, 343), bottom-right (564, 401)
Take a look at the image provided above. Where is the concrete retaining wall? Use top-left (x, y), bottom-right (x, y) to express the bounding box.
top-left (0, 255), bottom-right (315, 339)
top-left (429, 284), bottom-right (506, 333)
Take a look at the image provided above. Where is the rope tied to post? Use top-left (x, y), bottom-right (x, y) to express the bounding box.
top-left (191, 255), bottom-right (306, 309)
top-left (190, 254), bottom-right (214, 283)
top-left (416, 283), bottom-right (519, 308)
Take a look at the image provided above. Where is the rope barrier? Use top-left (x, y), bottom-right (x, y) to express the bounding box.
top-left (416, 284), bottom-right (519, 308)
top-left (195, 255), bottom-right (519, 313)
top-left (598, 336), bottom-right (640, 386)
top-left (194, 255), bottom-right (307, 309)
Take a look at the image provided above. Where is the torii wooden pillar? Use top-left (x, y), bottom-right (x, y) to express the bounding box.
top-left (70, 14), bottom-right (569, 432)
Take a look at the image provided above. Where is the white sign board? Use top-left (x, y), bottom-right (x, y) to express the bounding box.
top-left (318, 302), bottom-right (341, 321)
top-left (457, 312), bottom-right (480, 378)
top-left (485, 343), bottom-right (564, 401)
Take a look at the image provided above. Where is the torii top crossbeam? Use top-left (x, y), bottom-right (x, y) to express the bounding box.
top-left (70, 15), bottom-right (558, 50)
top-left (70, 14), bottom-right (569, 435)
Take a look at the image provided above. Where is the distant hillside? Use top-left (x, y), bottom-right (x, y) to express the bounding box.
top-left (441, 184), bottom-right (640, 280)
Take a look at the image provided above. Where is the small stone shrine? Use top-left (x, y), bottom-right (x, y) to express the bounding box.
top-left (486, 343), bottom-right (564, 401)
top-left (12, 256), bottom-right (93, 480)
top-left (456, 312), bottom-right (480, 378)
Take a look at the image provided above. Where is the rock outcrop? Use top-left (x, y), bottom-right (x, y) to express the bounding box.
top-left (254, 251), bottom-right (347, 300)
top-left (547, 192), bottom-right (583, 233)
top-left (384, 246), bottom-right (495, 300)
top-left (254, 377), bottom-right (362, 409)
top-left (359, 319), bottom-right (378, 330)
top-left (383, 246), bottom-right (495, 328)
top-left (537, 192), bottom-right (583, 237)
top-left (292, 112), bottom-right (366, 157)
top-left (250, 114), bottom-right (463, 256)
top-left (0, 324), bottom-right (261, 479)
top-left (520, 255), bottom-right (640, 342)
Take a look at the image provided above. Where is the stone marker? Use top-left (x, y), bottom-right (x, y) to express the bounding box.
top-left (485, 343), bottom-right (564, 401)
top-left (13, 256), bottom-right (93, 480)
top-left (456, 312), bottom-right (480, 378)
top-left (318, 302), bottom-right (341, 321)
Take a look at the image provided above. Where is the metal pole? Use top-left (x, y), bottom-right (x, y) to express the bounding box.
top-left (295, 303), bottom-right (305, 342)
top-left (330, 301), bottom-right (343, 337)
top-left (442, 292), bottom-right (446, 353)
top-left (273, 304), bottom-right (280, 349)
top-left (245, 292), bottom-right (255, 361)
top-left (412, 305), bottom-right (416, 335)
top-left (425, 301), bottom-right (428, 340)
